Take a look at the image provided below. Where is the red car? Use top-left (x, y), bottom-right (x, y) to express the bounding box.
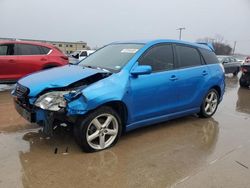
top-left (0, 40), bottom-right (69, 83)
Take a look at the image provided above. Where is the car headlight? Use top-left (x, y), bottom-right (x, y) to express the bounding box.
top-left (34, 91), bottom-right (70, 111)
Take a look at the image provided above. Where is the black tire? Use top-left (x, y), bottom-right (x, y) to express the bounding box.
top-left (74, 106), bottom-right (122, 152)
top-left (233, 71), bottom-right (238, 76)
top-left (239, 77), bottom-right (248, 88)
top-left (199, 89), bottom-right (219, 118)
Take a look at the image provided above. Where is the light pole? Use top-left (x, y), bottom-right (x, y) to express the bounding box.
top-left (177, 27), bottom-right (186, 40)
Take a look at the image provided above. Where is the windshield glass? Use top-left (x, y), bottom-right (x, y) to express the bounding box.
top-left (79, 43), bottom-right (144, 72)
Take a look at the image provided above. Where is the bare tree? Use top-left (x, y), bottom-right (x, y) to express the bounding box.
top-left (197, 35), bottom-right (232, 55)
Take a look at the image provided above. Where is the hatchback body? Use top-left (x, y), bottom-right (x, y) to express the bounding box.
top-left (0, 40), bottom-right (69, 83)
top-left (12, 39), bottom-right (225, 152)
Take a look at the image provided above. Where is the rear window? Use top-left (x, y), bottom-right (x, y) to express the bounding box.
top-left (199, 48), bottom-right (219, 64)
top-left (176, 45), bottom-right (202, 68)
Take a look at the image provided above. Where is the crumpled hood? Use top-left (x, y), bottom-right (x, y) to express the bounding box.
top-left (18, 65), bottom-right (107, 97)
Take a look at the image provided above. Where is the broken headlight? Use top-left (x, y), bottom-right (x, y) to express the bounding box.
top-left (34, 91), bottom-right (70, 111)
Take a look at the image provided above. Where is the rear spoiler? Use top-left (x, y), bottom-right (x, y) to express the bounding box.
top-left (196, 42), bottom-right (215, 52)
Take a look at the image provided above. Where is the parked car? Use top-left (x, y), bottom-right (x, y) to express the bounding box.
top-left (70, 50), bottom-right (95, 60)
top-left (12, 39), bottom-right (225, 152)
top-left (0, 40), bottom-right (69, 83)
top-left (217, 55), bottom-right (241, 76)
top-left (239, 64), bottom-right (250, 88)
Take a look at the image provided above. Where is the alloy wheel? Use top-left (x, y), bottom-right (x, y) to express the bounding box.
top-left (204, 91), bottom-right (218, 116)
top-left (86, 114), bottom-right (119, 150)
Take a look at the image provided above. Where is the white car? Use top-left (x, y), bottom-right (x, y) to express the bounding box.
top-left (71, 50), bottom-right (95, 61)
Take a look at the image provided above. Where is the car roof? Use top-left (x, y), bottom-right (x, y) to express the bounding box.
top-left (0, 40), bottom-right (54, 48)
top-left (111, 39), bottom-right (213, 51)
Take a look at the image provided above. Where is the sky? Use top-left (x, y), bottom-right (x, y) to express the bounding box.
top-left (0, 0), bottom-right (250, 54)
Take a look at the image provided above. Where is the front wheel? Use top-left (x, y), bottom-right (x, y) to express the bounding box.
top-left (74, 106), bottom-right (122, 152)
top-left (199, 89), bottom-right (219, 118)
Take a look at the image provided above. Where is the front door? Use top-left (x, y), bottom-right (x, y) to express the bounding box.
top-left (129, 43), bottom-right (179, 122)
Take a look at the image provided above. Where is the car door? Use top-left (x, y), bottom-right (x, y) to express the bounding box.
top-left (0, 43), bottom-right (19, 81)
top-left (129, 43), bottom-right (179, 122)
top-left (174, 44), bottom-right (210, 111)
top-left (15, 43), bottom-right (48, 77)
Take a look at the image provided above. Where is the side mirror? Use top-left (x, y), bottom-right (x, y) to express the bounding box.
top-left (222, 61), bottom-right (228, 64)
top-left (131, 65), bottom-right (152, 76)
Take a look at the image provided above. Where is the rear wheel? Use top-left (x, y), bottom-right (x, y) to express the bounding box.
top-left (74, 106), bottom-right (122, 152)
top-left (199, 89), bottom-right (219, 118)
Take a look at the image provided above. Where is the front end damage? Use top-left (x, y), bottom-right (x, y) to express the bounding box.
top-left (12, 72), bottom-right (112, 135)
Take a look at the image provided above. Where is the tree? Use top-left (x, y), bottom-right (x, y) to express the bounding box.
top-left (197, 35), bottom-right (232, 55)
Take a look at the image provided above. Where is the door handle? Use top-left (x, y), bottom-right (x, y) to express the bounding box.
top-left (202, 71), bottom-right (208, 76)
top-left (169, 75), bottom-right (178, 81)
top-left (41, 58), bottom-right (47, 61)
top-left (8, 59), bottom-right (15, 63)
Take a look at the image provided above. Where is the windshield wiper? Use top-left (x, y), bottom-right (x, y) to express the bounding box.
top-left (84, 65), bottom-right (110, 72)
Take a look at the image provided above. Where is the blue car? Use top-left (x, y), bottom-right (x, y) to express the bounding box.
top-left (12, 39), bottom-right (225, 152)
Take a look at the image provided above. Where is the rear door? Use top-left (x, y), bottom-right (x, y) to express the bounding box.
top-left (173, 44), bottom-right (209, 111)
top-left (0, 43), bottom-right (19, 81)
top-left (15, 44), bottom-right (48, 77)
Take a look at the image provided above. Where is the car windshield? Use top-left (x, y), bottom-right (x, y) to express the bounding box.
top-left (79, 43), bottom-right (144, 72)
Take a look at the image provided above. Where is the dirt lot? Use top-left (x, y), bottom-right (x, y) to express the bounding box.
top-left (0, 76), bottom-right (250, 188)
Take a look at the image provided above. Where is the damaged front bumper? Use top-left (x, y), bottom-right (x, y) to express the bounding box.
top-left (14, 97), bottom-right (83, 135)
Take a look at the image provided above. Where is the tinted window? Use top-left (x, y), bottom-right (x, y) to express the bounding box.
top-left (0, 45), bottom-right (8, 55)
top-left (139, 44), bottom-right (174, 72)
top-left (80, 51), bottom-right (87, 57)
top-left (0, 44), bottom-right (15, 55)
top-left (200, 48), bottom-right (219, 64)
top-left (176, 45), bottom-right (202, 68)
top-left (40, 46), bottom-right (51, 54)
top-left (15, 44), bottom-right (43, 55)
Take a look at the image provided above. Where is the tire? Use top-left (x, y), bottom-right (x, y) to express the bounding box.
top-left (199, 89), bottom-right (219, 118)
top-left (74, 106), bottom-right (122, 152)
top-left (233, 69), bottom-right (239, 76)
top-left (239, 79), bottom-right (246, 87)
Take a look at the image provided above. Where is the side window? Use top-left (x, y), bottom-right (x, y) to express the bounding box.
top-left (0, 45), bottom-right (8, 55)
top-left (80, 51), bottom-right (87, 57)
top-left (15, 44), bottom-right (43, 55)
top-left (199, 48), bottom-right (219, 64)
top-left (139, 44), bottom-right (174, 72)
top-left (176, 45), bottom-right (202, 68)
top-left (39, 46), bottom-right (51, 54)
top-left (0, 44), bottom-right (14, 55)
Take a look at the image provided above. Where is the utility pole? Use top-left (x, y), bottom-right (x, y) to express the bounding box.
top-left (232, 41), bottom-right (237, 55)
top-left (177, 27), bottom-right (186, 40)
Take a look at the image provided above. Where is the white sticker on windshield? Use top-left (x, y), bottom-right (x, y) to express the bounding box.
top-left (121, 49), bottom-right (139, 53)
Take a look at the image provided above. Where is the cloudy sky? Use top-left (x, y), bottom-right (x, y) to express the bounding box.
top-left (0, 0), bottom-right (250, 54)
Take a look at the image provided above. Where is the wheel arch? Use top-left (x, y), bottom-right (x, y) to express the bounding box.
top-left (210, 85), bottom-right (221, 98)
top-left (100, 101), bottom-right (128, 133)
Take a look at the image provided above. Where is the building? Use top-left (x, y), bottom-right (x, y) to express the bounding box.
top-left (0, 37), bottom-right (89, 54)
